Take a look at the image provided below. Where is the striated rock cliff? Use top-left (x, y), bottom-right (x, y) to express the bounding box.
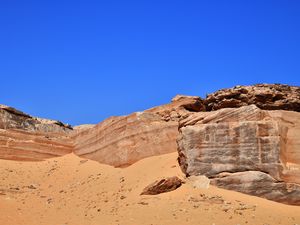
top-left (177, 104), bottom-right (300, 205)
top-left (0, 96), bottom-right (202, 164)
top-left (72, 112), bottom-right (178, 167)
top-left (0, 104), bottom-right (72, 132)
top-left (72, 95), bottom-right (202, 167)
top-left (1, 83), bottom-right (299, 205)
top-left (0, 105), bottom-right (73, 160)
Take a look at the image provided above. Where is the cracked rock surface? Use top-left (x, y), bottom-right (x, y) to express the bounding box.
top-left (204, 84), bottom-right (300, 112)
top-left (177, 104), bottom-right (300, 205)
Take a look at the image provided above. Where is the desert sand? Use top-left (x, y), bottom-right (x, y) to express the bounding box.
top-left (1, 85), bottom-right (300, 207)
top-left (0, 152), bottom-right (299, 225)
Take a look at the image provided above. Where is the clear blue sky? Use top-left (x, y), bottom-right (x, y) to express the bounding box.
top-left (1, 1), bottom-right (300, 125)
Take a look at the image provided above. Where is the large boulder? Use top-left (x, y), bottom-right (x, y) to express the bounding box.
top-left (141, 176), bottom-right (183, 195)
top-left (211, 171), bottom-right (300, 205)
top-left (177, 104), bottom-right (300, 205)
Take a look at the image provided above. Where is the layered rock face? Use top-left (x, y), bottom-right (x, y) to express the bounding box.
top-left (1, 83), bottom-right (300, 205)
top-left (72, 96), bottom-right (202, 167)
top-left (0, 96), bottom-right (202, 165)
top-left (0, 105), bottom-right (73, 160)
top-left (72, 113), bottom-right (178, 167)
top-left (177, 104), bottom-right (300, 205)
top-left (0, 104), bottom-right (72, 132)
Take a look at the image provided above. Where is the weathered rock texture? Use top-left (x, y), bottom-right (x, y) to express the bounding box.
top-left (72, 95), bottom-right (202, 167)
top-left (0, 104), bottom-right (72, 132)
top-left (204, 84), bottom-right (300, 112)
top-left (0, 105), bottom-right (73, 160)
top-left (0, 96), bottom-right (202, 164)
top-left (72, 113), bottom-right (178, 167)
top-left (177, 104), bottom-right (300, 205)
top-left (141, 176), bottom-right (183, 195)
top-left (1, 84), bottom-right (300, 206)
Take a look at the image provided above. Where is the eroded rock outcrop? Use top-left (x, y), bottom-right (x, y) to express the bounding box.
top-left (141, 176), bottom-right (183, 195)
top-left (72, 95), bottom-right (202, 167)
top-left (1, 83), bottom-right (300, 206)
top-left (0, 105), bottom-right (73, 160)
top-left (72, 112), bottom-right (178, 167)
top-left (211, 171), bottom-right (300, 205)
top-left (177, 104), bottom-right (300, 205)
top-left (0, 104), bottom-right (72, 132)
top-left (204, 84), bottom-right (300, 111)
top-left (0, 95), bottom-right (202, 164)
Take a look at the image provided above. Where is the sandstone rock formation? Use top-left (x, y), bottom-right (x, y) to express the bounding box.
top-left (204, 84), bottom-right (300, 112)
top-left (177, 104), bottom-right (300, 205)
top-left (72, 112), bottom-right (178, 167)
top-left (211, 171), bottom-right (300, 205)
top-left (141, 176), bottom-right (183, 195)
top-left (0, 104), bottom-right (72, 132)
top-left (1, 83), bottom-right (299, 206)
top-left (72, 95), bottom-right (202, 167)
top-left (0, 95), bottom-right (202, 165)
top-left (0, 105), bottom-right (73, 160)
top-left (146, 95), bottom-right (204, 120)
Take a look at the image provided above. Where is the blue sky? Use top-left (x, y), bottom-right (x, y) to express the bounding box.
top-left (1, 1), bottom-right (300, 125)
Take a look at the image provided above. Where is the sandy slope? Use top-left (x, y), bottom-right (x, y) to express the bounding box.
top-left (0, 153), bottom-right (299, 225)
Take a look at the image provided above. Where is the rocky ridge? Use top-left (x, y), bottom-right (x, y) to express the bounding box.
top-left (0, 83), bottom-right (299, 205)
top-left (0, 105), bottom-right (73, 160)
top-left (72, 95), bottom-right (203, 167)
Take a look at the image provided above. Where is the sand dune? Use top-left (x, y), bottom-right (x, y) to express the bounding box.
top-left (0, 152), bottom-right (299, 225)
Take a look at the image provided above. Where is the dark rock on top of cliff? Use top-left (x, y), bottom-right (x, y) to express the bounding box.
top-left (0, 104), bottom-right (72, 133)
top-left (204, 84), bottom-right (300, 112)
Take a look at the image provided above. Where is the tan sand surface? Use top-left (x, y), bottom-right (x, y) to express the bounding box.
top-left (0, 152), bottom-right (299, 225)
